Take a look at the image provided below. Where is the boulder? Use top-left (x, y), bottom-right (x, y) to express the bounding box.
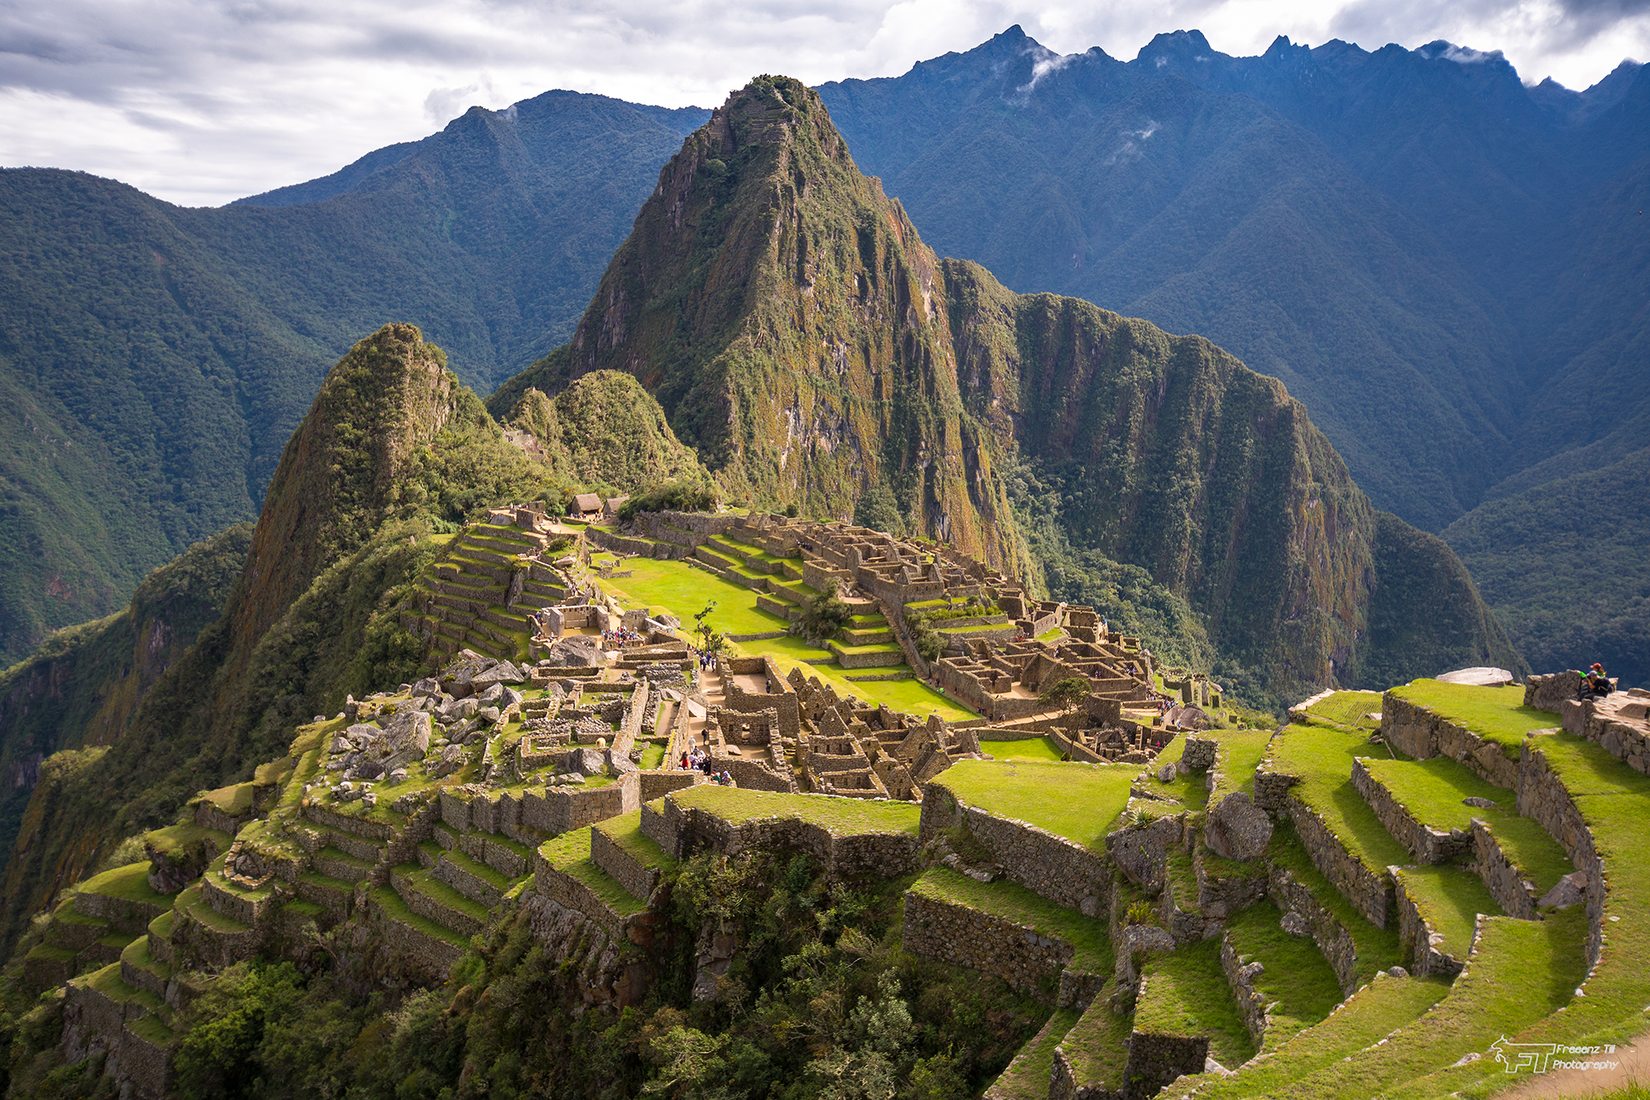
top-left (1437, 667), bottom-right (1514, 687)
top-left (1204, 791), bottom-right (1272, 861)
top-left (1463, 796), bottom-right (1498, 810)
top-left (1280, 909), bottom-right (1311, 937)
top-left (1539, 870), bottom-right (1588, 910)
top-left (564, 747), bottom-right (605, 777)
top-left (411, 677), bottom-right (442, 698)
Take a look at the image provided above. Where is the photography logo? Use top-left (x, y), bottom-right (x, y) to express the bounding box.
top-left (1489, 1036), bottom-right (1619, 1075)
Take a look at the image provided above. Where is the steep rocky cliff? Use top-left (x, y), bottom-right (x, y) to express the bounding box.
top-left (492, 76), bottom-right (1026, 573)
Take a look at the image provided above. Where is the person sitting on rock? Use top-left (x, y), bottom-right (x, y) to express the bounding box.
top-left (1584, 663), bottom-right (1613, 698)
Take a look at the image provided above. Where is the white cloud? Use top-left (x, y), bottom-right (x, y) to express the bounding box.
top-left (0, 0), bottom-right (1643, 206)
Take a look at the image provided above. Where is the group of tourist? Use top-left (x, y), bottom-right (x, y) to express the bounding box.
top-left (694, 649), bottom-right (719, 672)
top-left (1583, 662), bottom-right (1615, 698)
top-left (602, 626), bottom-right (645, 649)
top-left (677, 743), bottom-right (734, 785)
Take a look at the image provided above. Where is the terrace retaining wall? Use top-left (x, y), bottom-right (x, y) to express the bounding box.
top-left (921, 785), bottom-right (1111, 915)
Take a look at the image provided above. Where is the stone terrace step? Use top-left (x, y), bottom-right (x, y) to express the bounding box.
top-left (1182, 972), bottom-right (1450, 1099)
top-left (1052, 995), bottom-right (1132, 1098)
top-left (534, 828), bottom-right (647, 936)
top-left (367, 885), bottom-right (466, 982)
top-left (390, 864), bottom-right (490, 938)
top-left (902, 868), bottom-right (1110, 1004)
top-left (433, 848), bottom-right (511, 908)
top-left (1128, 936), bottom-right (1254, 1092)
top-left (1236, 907), bottom-right (1589, 1100)
top-left (984, 1006), bottom-right (1080, 1100)
top-left (590, 810), bottom-right (676, 902)
top-left (1264, 827), bottom-right (1402, 996)
top-left (1219, 902), bottom-right (1343, 1054)
top-left (313, 845), bottom-right (373, 884)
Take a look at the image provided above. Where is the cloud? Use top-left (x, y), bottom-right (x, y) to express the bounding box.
top-left (0, 0), bottom-right (1645, 205)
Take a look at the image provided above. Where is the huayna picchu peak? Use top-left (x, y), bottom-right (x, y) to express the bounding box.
top-left (1, 21), bottom-right (1646, 1100)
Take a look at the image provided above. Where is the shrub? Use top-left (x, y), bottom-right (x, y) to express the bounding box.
top-left (617, 479), bottom-right (717, 521)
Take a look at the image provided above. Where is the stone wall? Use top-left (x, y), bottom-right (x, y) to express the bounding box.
top-left (1470, 819), bottom-right (1538, 919)
top-left (62, 981), bottom-right (173, 1100)
top-left (921, 785), bottom-right (1111, 915)
top-left (1220, 929), bottom-right (1270, 1048)
top-left (1517, 741), bottom-right (1604, 967)
top-left (901, 889), bottom-right (1075, 1000)
top-left (649, 797), bottom-right (921, 882)
top-left (1123, 1030), bottom-right (1208, 1097)
top-left (1525, 671), bottom-right (1584, 714)
top-left (1349, 758), bottom-right (1469, 864)
top-left (1392, 872), bottom-right (1464, 978)
top-left (1106, 813), bottom-right (1185, 894)
top-left (1561, 691), bottom-right (1650, 778)
top-left (1266, 864), bottom-right (1361, 997)
top-left (1380, 693), bottom-right (1520, 788)
top-left (1285, 798), bottom-right (1392, 927)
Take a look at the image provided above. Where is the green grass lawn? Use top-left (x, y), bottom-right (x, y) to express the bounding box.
top-left (933, 759), bottom-right (1134, 851)
top-left (1396, 730), bottom-right (1650, 1098)
top-left (1268, 724), bottom-right (1410, 876)
top-left (535, 829), bottom-right (647, 915)
top-left (1387, 681), bottom-right (1556, 759)
top-left (1301, 690), bottom-right (1384, 730)
top-left (909, 868), bottom-right (1112, 972)
top-left (1222, 903), bottom-right (1344, 1051)
top-left (77, 862), bottom-right (172, 906)
top-left (1358, 756), bottom-right (1571, 891)
top-left (1209, 729), bottom-right (1275, 801)
top-left (637, 742), bottom-right (666, 770)
top-left (597, 557), bottom-right (790, 638)
top-left (1058, 998), bottom-right (1132, 1090)
top-left (667, 784), bottom-right (921, 836)
top-left (1259, 907), bottom-right (1589, 1099)
top-left (1395, 865), bottom-right (1501, 960)
top-left (1266, 826), bottom-right (1402, 985)
top-left (593, 810), bottom-right (676, 871)
top-left (598, 556), bottom-right (975, 720)
top-left (1192, 973), bottom-right (1450, 1098)
top-left (979, 737), bottom-right (1065, 763)
top-left (1134, 936), bottom-right (1255, 1069)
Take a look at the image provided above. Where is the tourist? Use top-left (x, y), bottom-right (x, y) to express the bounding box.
top-left (1584, 663), bottom-right (1613, 698)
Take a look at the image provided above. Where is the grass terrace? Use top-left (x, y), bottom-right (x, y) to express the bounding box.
top-left (978, 737), bottom-right (1065, 763)
top-left (596, 554), bottom-right (975, 720)
top-left (593, 811), bottom-right (676, 871)
top-left (1357, 756), bottom-right (1571, 891)
top-left (988, 1008), bottom-right (1080, 1100)
top-left (1193, 973), bottom-right (1450, 1098)
top-left (77, 862), bottom-right (172, 907)
top-left (932, 759), bottom-right (1134, 851)
top-left (1133, 936), bottom-right (1255, 1069)
top-left (1057, 998), bottom-right (1132, 1091)
top-left (1266, 827), bottom-right (1402, 984)
top-left (1259, 906), bottom-right (1589, 1098)
top-left (1222, 903), bottom-right (1344, 1051)
top-left (1208, 729), bottom-right (1274, 801)
top-left (909, 868), bottom-right (1112, 973)
top-left (536, 829), bottom-right (647, 917)
top-left (1268, 724), bottom-right (1409, 876)
top-left (1394, 865), bottom-right (1501, 960)
top-left (1299, 690), bottom-right (1384, 731)
top-left (666, 785), bottom-right (921, 837)
top-left (1387, 680), bottom-right (1556, 760)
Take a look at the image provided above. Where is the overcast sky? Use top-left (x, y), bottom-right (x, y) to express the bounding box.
top-left (1, 0), bottom-right (1645, 207)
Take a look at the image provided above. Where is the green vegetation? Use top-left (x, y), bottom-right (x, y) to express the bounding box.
top-left (1388, 680), bottom-right (1557, 759)
top-left (978, 737), bottom-right (1065, 763)
top-left (1267, 724), bottom-right (1409, 875)
top-left (1357, 756), bottom-right (1571, 890)
top-left (1266, 827), bottom-right (1402, 984)
top-left (986, 1007), bottom-right (1080, 1100)
top-left (615, 478), bottom-right (718, 521)
top-left (1133, 936), bottom-right (1254, 1068)
top-left (1395, 866), bottom-right (1501, 960)
top-left (933, 759), bottom-right (1134, 851)
top-left (1299, 690), bottom-right (1384, 730)
top-left (1056, 999), bottom-right (1132, 1092)
top-left (1223, 903), bottom-right (1343, 1050)
top-left (1209, 728), bottom-right (1274, 801)
top-left (909, 868), bottom-right (1112, 972)
top-left (75, 862), bottom-right (171, 908)
top-left (1195, 974), bottom-right (1451, 1098)
top-left (667, 785), bottom-right (920, 837)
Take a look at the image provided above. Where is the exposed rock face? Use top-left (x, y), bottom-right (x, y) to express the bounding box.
top-left (1204, 792), bottom-right (1273, 861)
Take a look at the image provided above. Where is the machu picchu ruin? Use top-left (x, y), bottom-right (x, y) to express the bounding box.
top-left (13, 491), bottom-right (1650, 1099)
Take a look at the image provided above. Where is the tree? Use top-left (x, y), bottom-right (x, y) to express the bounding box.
top-left (693, 601), bottom-right (727, 658)
top-left (794, 592), bottom-right (854, 644)
top-left (1039, 676), bottom-right (1092, 714)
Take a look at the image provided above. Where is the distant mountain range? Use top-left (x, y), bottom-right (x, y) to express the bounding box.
top-left (0, 27), bottom-right (1643, 682)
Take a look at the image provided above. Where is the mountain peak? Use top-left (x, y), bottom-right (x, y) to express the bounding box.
top-left (1137, 29), bottom-right (1216, 66)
